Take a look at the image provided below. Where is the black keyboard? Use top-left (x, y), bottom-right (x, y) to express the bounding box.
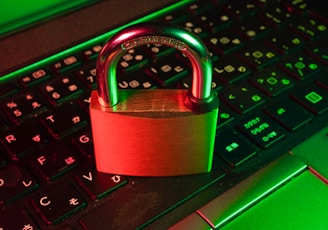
top-left (0, 0), bottom-right (327, 229)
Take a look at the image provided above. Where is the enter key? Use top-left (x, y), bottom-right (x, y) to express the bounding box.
top-left (290, 126), bottom-right (328, 183)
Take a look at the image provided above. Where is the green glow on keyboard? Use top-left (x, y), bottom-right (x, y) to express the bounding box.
top-left (0, 0), bottom-right (189, 82)
top-left (0, 0), bottom-right (97, 36)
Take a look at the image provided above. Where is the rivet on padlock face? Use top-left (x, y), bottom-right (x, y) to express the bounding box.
top-left (90, 23), bottom-right (219, 176)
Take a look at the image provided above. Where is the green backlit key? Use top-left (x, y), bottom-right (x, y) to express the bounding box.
top-left (259, 4), bottom-right (298, 28)
top-left (265, 98), bottom-right (313, 131)
top-left (214, 130), bottom-right (257, 168)
top-left (216, 104), bottom-right (236, 128)
top-left (265, 30), bottom-right (306, 54)
top-left (249, 67), bottom-right (295, 97)
top-left (290, 83), bottom-right (328, 115)
top-left (220, 82), bottom-right (266, 114)
top-left (236, 113), bottom-right (286, 148)
top-left (238, 44), bottom-right (278, 70)
top-left (290, 15), bottom-right (327, 41)
top-left (279, 53), bottom-right (324, 80)
top-left (305, 38), bottom-right (328, 65)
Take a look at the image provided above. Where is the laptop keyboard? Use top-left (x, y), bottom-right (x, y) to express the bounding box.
top-left (0, 0), bottom-right (327, 229)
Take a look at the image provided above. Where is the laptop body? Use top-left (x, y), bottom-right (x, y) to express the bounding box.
top-left (0, 0), bottom-right (328, 229)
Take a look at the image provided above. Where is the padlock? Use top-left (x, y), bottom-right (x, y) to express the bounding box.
top-left (90, 23), bottom-right (219, 176)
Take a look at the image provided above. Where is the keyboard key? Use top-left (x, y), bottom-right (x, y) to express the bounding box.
top-left (249, 67), bottom-right (295, 97)
top-left (117, 68), bottom-right (158, 89)
top-left (175, 20), bottom-right (207, 38)
top-left (161, 9), bottom-right (190, 24)
top-left (290, 83), bottom-right (328, 115)
top-left (265, 29), bottom-right (306, 54)
top-left (2, 91), bottom-right (47, 123)
top-left (31, 182), bottom-right (86, 225)
top-left (220, 82), bottom-right (266, 114)
top-left (50, 55), bottom-right (81, 73)
top-left (265, 98), bottom-right (313, 131)
top-left (206, 29), bottom-right (245, 56)
top-left (278, 53), bottom-right (324, 80)
top-left (213, 57), bottom-right (252, 84)
top-left (119, 47), bottom-right (151, 72)
top-left (217, 104), bottom-right (236, 128)
top-left (291, 15), bottom-right (328, 41)
top-left (31, 142), bottom-right (79, 181)
top-left (79, 169), bottom-right (225, 229)
top-left (0, 206), bottom-right (39, 230)
top-left (71, 128), bottom-right (94, 158)
top-left (81, 44), bottom-right (102, 60)
top-left (75, 168), bottom-right (127, 200)
top-left (145, 44), bottom-right (175, 59)
top-left (19, 68), bottom-right (50, 87)
top-left (214, 130), bottom-right (257, 167)
top-left (236, 113), bottom-right (286, 148)
top-left (39, 102), bottom-right (88, 139)
top-left (0, 164), bottom-right (39, 204)
top-left (74, 65), bottom-right (97, 89)
top-left (0, 122), bottom-right (48, 159)
top-left (234, 16), bottom-right (271, 40)
top-left (146, 55), bottom-right (189, 86)
top-left (40, 75), bottom-right (86, 105)
top-left (259, 4), bottom-right (297, 28)
top-left (305, 38), bottom-right (328, 65)
top-left (181, 74), bottom-right (222, 92)
top-left (77, 93), bottom-right (92, 113)
top-left (238, 44), bottom-right (278, 70)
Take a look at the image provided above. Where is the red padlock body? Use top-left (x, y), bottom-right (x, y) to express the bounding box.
top-left (89, 89), bottom-right (218, 176)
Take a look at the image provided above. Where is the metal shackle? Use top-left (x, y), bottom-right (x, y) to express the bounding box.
top-left (96, 23), bottom-right (217, 112)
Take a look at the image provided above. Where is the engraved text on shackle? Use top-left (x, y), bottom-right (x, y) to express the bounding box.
top-left (121, 36), bottom-right (187, 51)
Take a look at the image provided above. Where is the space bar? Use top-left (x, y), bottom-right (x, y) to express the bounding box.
top-left (78, 168), bottom-right (225, 229)
top-left (169, 153), bottom-right (307, 229)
